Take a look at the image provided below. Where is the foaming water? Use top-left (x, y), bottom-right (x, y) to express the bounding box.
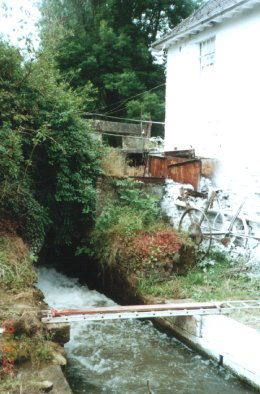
top-left (36, 267), bottom-right (257, 394)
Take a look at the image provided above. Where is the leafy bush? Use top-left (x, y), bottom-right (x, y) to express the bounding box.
top-left (0, 40), bottom-right (103, 252)
top-left (112, 178), bottom-right (159, 223)
top-left (89, 178), bottom-right (163, 265)
top-left (3, 189), bottom-right (49, 251)
top-left (93, 178), bottom-right (159, 237)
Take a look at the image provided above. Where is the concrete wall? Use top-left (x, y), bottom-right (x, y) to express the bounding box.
top-left (164, 5), bottom-right (260, 194)
top-left (155, 313), bottom-right (260, 391)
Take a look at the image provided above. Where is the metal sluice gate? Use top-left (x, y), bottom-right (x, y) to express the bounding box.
top-left (41, 300), bottom-right (260, 324)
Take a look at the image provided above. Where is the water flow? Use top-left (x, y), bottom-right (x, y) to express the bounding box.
top-left (36, 267), bottom-right (257, 394)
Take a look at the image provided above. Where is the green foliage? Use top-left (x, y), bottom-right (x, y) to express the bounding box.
top-left (11, 334), bottom-right (53, 367)
top-left (94, 179), bottom-right (159, 237)
top-left (0, 39), bottom-right (103, 252)
top-left (137, 275), bottom-right (183, 298)
top-left (0, 123), bottom-right (23, 184)
top-left (26, 52), bottom-right (102, 248)
top-left (0, 41), bottom-right (23, 82)
top-left (90, 178), bottom-right (160, 263)
top-left (39, 0), bottom-right (201, 130)
top-left (112, 178), bottom-right (159, 224)
top-left (0, 375), bottom-right (39, 393)
top-left (0, 42), bottom-right (50, 249)
top-left (137, 252), bottom-right (260, 301)
top-left (0, 237), bottom-right (37, 290)
top-left (93, 179), bottom-right (159, 239)
top-left (94, 205), bottom-right (144, 238)
top-left (3, 188), bottom-right (49, 251)
top-left (126, 92), bottom-right (165, 123)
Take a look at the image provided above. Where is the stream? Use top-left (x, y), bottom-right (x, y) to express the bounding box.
top-left (36, 267), bottom-right (257, 394)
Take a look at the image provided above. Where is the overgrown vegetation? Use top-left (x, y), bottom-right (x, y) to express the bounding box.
top-left (137, 249), bottom-right (260, 301)
top-left (0, 376), bottom-right (40, 394)
top-left (90, 178), bottom-right (195, 275)
top-left (40, 0), bottom-right (202, 135)
top-left (0, 0), bottom-right (203, 261)
top-left (8, 334), bottom-right (53, 367)
top-left (99, 147), bottom-right (146, 177)
top-left (0, 328), bottom-right (56, 392)
top-left (0, 236), bottom-right (37, 290)
top-left (0, 234), bottom-right (64, 391)
top-left (0, 40), bottom-right (103, 254)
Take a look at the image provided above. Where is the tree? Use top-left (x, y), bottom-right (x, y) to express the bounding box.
top-left (0, 41), bottom-right (49, 249)
top-left (0, 40), bottom-right (102, 253)
top-left (39, 0), bottom-right (201, 129)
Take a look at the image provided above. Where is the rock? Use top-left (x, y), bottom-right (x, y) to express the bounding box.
top-left (36, 380), bottom-right (53, 392)
top-left (45, 322), bottom-right (70, 345)
top-left (38, 365), bottom-right (73, 393)
top-left (52, 351), bottom-right (67, 366)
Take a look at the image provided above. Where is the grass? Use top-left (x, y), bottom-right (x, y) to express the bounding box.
top-left (99, 147), bottom-right (131, 177)
top-left (10, 334), bottom-right (54, 367)
top-left (0, 376), bottom-right (39, 394)
top-left (137, 250), bottom-right (260, 301)
top-left (99, 146), bottom-right (145, 177)
top-left (0, 236), bottom-right (37, 290)
top-left (0, 333), bottom-right (54, 394)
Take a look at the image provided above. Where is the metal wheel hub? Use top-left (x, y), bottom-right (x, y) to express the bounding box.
top-left (188, 223), bottom-right (203, 245)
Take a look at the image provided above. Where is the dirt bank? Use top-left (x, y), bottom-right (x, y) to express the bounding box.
top-left (0, 233), bottom-right (72, 394)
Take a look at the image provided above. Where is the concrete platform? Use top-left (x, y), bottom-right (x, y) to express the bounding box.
top-left (156, 313), bottom-right (260, 390)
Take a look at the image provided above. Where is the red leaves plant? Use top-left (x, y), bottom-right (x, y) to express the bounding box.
top-left (134, 230), bottom-right (182, 260)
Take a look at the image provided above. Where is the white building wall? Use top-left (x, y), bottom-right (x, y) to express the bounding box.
top-left (165, 6), bottom-right (260, 193)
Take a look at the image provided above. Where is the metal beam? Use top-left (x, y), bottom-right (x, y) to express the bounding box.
top-left (41, 300), bottom-right (260, 324)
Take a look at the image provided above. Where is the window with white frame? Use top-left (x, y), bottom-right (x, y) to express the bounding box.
top-left (200, 37), bottom-right (215, 71)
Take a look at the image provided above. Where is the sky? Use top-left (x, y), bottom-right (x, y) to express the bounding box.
top-left (0, 0), bottom-right (41, 51)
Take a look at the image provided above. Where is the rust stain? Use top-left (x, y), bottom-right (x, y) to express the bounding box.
top-left (167, 159), bottom-right (201, 191)
top-left (149, 154), bottom-right (201, 191)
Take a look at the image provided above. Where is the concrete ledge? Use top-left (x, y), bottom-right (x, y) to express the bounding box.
top-left (37, 365), bottom-right (73, 394)
top-left (155, 314), bottom-right (260, 390)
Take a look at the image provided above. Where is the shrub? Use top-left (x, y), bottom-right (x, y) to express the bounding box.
top-left (0, 40), bottom-right (103, 252)
top-left (91, 178), bottom-right (160, 244)
top-left (89, 178), bottom-right (192, 272)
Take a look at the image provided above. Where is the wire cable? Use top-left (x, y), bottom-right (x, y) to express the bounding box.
top-left (98, 82), bottom-right (166, 115)
top-left (84, 112), bottom-right (165, 125)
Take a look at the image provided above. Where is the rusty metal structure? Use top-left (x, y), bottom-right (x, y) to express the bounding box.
top-left (149, 150), bottom-right (201, 191)
top-left (89, 117), bottom-right (217, 190)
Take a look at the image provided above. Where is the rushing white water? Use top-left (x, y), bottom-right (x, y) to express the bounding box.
top-left (36, 267), bottom-right (257, 394)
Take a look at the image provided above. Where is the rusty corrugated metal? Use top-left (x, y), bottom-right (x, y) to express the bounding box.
top-left (167, 159), bottom-right (201, 191)
top-left (149, 155), bottom-right (167, 178)
top-left (149, 154), bottom-right (201, 191)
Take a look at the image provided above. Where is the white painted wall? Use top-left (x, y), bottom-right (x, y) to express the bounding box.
top-left (164, 6), bottom-right (260, 193)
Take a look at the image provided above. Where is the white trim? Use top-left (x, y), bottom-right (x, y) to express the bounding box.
top-left (152, 0), bottom-right (260, 51)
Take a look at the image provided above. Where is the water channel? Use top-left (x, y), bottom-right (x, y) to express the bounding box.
top-left (36, 267), bottom-right (257, 394)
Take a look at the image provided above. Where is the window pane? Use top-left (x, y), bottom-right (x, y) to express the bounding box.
top-left (200, 37), bottom-right (215, 70)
